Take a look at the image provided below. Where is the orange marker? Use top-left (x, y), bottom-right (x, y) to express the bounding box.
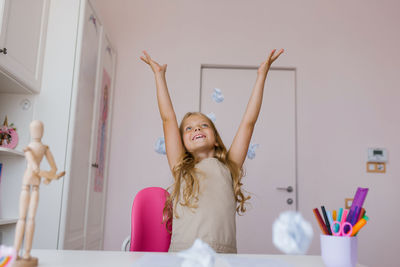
top-left (351, 215), bottom-right (369, 236)
top-left (356, 208), bottom-right (366, 223)
top-left (332, 210), bottom-right (337, 221)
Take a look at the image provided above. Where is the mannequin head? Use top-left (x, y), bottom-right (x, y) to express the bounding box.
top-left (30, 120), bottom-right (44, 140)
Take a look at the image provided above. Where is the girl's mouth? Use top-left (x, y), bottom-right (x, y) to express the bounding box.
top-left (192, 134), bottom-right (206, 140)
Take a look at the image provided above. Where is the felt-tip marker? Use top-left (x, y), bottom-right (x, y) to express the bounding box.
top-left (321, 206), bottom-right (332, 235)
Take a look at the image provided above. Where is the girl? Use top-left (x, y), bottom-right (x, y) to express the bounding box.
top-left (140, 49), bottom-right (283, 253)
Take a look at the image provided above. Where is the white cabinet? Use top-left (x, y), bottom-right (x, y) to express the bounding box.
top-left (59, 1), bottom-right (116, 250)
top-left (0, 0), bottom-right (50, 93)
top-left (0, 0), bottom-right (115, 250)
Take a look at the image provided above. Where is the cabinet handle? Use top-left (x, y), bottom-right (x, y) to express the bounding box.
top-left (0, 48), bottom-right (7, 54)
top-left (91, 163), bottom-right (99, 168)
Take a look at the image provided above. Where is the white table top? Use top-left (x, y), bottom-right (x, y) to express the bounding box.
top-left (29, 249), bottom-right (366, 267)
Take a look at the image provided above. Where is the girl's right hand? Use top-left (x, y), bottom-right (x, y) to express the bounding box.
top-left (140, 51), bottom-right (167, 75)
top-left (257, 49), bottom-right (284, 76)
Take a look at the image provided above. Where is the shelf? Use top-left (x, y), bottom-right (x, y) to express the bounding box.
top-left (0, 71), bottom-right (32, 94)
top-left (0, 147), bottom-right (25, 157)
top-left (0, 218), bottom-right (18, 226)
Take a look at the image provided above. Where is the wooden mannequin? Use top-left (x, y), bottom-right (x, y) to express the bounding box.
top-left (13, 120), bottom-right (65, 267)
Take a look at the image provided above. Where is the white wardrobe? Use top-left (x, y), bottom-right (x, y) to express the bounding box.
top-left (0, 0), bottom-right (116, 250)
top-left (56, 0), bottom-right (116, 250)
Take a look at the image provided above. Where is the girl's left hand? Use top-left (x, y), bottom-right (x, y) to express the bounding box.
top-left (258, 49), bottom-right (284, 75)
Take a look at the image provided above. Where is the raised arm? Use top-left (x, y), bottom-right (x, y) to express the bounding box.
top-left (140, 51), bottom-right (185, 171)
top-left (228, 49), bottom-right (284, 168)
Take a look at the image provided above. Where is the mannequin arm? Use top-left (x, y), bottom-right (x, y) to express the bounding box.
top-left (40, 147), bottom-right (65, 184)
top-left (24, 148), bottom-right (39, 173)
top-left (44, 147), bottom-right (57, 173)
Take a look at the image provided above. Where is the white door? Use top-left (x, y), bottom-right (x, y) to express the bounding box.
top-left (200, 67), bottom-right (296, 254)
top-left (63, 4), bottom-right (101, 250)
top-left (84, 35), bottom-right (115, 250)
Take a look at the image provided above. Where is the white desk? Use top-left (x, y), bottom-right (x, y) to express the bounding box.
top-left (29, 249), bottom-right (366, 267)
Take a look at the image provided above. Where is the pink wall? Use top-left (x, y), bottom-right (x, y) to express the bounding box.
top-left (93, 1), bottom-right (400, 266)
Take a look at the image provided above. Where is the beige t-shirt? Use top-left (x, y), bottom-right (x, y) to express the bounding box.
top-left (169, 157), bottom-right (237, 253)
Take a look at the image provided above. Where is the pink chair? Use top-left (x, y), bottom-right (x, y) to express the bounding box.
top-left (129, 187), bottom-right (172, 252)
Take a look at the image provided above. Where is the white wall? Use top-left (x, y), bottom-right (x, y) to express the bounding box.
top-left (93, 1), bottom-right (400, 266)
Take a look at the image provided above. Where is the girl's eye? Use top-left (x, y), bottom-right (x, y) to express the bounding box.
top-left (201, 124), bottom-right (209, 128)
top-left (185, 126), bottom-right (192, 131)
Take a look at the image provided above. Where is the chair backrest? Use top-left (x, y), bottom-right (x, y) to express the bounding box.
top-left (130, 187), bottom-right (172, 252)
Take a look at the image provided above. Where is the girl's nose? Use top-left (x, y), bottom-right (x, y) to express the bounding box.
top-left (194, 126), bottom-right (201, 131)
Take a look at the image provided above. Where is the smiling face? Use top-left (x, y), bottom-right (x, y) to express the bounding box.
top-left (181, 114), bottom-right (218, 158)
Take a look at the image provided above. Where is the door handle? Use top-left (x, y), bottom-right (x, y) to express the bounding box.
top-left (276, 186), bottom-right (293, 193)
top-left (91, 163), bottom-right (99, 168)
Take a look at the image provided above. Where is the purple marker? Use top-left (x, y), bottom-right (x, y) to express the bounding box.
top-left (347, 187), bottom-right (369, 225)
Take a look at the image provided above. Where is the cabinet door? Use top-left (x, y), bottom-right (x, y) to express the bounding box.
top-left (63, 3), bottom-right (102, 250)
top-left (84, 35), bottom-right (115, 250)
top-left (0, 0), bottom-right (49, 93)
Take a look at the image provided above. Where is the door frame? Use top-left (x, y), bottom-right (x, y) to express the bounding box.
top-left (199, 64), bottom-right (299, 211)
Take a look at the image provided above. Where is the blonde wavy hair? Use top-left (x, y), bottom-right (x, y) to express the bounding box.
top-left (163, 112), bottom-right (250, 225)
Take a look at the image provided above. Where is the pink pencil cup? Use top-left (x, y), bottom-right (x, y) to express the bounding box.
top-left (320, 234), bottom-right (358, 267)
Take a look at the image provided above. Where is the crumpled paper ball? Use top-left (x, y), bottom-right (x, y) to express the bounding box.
top-left (272, 211), bottom-right (313, 254)
top-left (206, 113), bottom-right (216, 123)
top-left (0, 245), bottom-right (16, 266)
top-left (177, 239), bottom-right (216, 267)
top-left (247, 143), bottom-right (260, 159)
top-left (154, 136), bottom-right (166, 155)
top-left (212, 88), bottom-right (224, 103)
